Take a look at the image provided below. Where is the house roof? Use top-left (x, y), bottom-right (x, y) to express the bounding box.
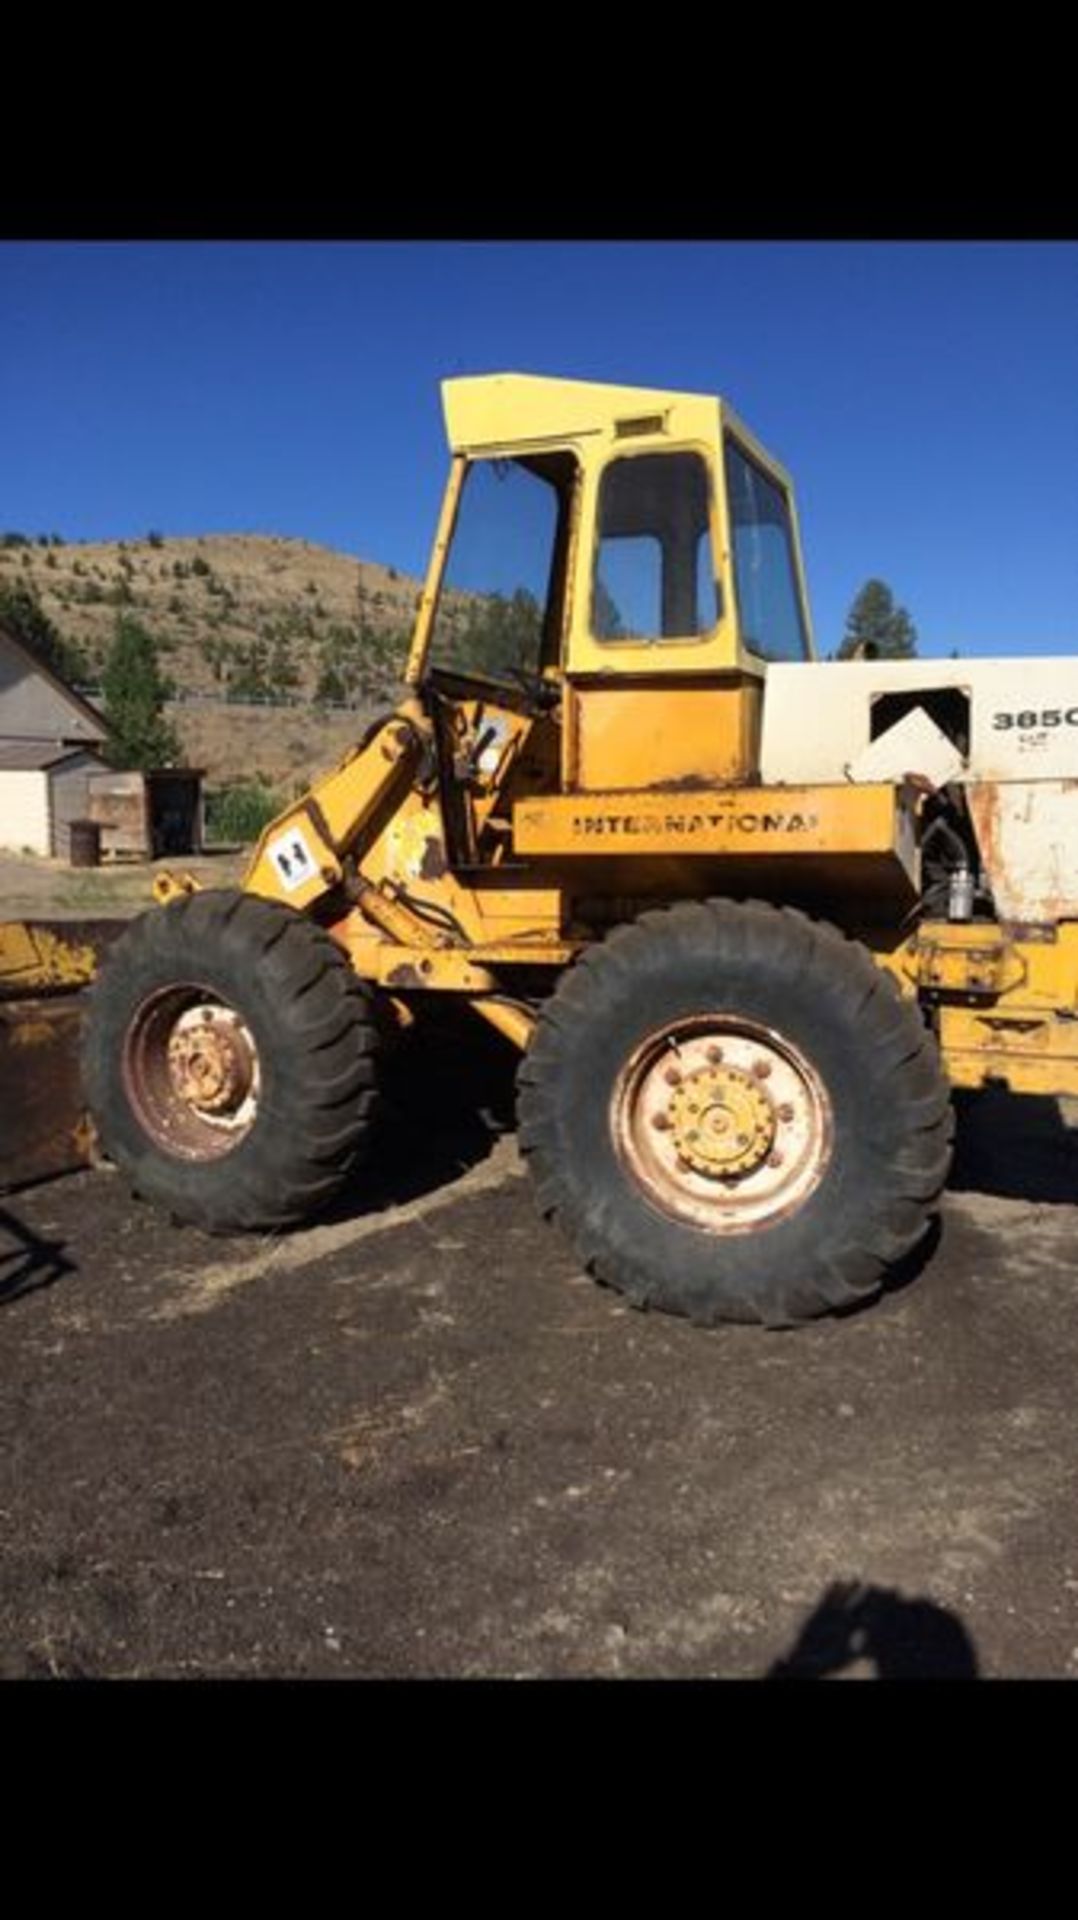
top-left (0, 619), bottom-right (108, 742)
top-left (0, 740), bottom-right (108, 772)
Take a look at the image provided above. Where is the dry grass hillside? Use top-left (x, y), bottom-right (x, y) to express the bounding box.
top-left (0, 532), bottom-right (426, 786)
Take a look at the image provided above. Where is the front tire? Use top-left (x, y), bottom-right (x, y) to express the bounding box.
top-left (517, 900), bottom-right (953, 1326)
top-left (82, 890), bottom-right (379, 1231)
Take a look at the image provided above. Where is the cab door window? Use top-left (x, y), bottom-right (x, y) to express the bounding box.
top-left (592, 451), bottom-right (719, 643)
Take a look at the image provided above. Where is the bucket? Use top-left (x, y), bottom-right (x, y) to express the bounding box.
top-left (69, 819), bottom-right (102, 869)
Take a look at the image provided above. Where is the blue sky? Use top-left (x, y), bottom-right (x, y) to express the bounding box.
top-left (1, 241), bottom-right (1075, 659)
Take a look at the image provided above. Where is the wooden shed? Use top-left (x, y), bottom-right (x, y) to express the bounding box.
top-left (87, 768), bottom-right (205, 859)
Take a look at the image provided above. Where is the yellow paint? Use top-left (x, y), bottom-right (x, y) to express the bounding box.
top-left (329, 914), bottom-right (575, 990)
top-left (404, 456), bottom-right (466, 687)
top-left (872, 919), bottom-right (1078, 1096)
top-left (0, 922), bottom-right (97, 994)
top-left (468, 999), bottom-right (536, 1051)
top-left (513, 781), bottom-right (913, 862)
top-left (938, 1004), bottom-right (1078, 1096)
top-left (243, 706), bottom-right (427, 909)
top-left (903, 925), bottom-right (1027, 997)
top-left (151, 870), bottom-right (202, 905)
top-left (566, 677), bottom-right (762, 790)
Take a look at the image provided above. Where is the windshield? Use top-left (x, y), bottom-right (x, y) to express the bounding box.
top-left (428, 452), bottom-right (575, 682)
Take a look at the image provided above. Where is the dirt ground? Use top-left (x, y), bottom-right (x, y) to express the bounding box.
top-left (2, 1016), bottom-right (1077, 1680)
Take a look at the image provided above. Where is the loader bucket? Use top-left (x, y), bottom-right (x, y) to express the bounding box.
top-left (0, 920), bottom-right (124, 1191)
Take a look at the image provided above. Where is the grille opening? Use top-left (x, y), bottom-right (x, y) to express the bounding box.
top-left (869, 686), bottom-right (971, 759)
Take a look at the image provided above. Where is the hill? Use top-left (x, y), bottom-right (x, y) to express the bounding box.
top-left (0, 530), bottom-right (424, 787)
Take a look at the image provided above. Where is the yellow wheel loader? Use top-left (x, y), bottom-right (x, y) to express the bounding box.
top-left (82, 375), bottom-right (1078, 1325)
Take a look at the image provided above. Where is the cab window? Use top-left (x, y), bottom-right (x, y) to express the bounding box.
top-left (724, 438), bottom-right (809, 663)
top-left (592, 451), bottom-right (719, 643)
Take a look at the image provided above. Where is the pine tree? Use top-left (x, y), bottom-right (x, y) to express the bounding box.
top-left (0, 580), bottom-right (89, 683)
top-left (102, 616), bottom-right (181, 769)
top-left (838, 579), bottom-right (918, 659)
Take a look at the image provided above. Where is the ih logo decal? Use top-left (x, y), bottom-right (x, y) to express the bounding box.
top-left (267, 824), bottom-right (318, 892)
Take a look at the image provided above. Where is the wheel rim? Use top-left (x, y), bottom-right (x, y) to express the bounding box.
top-left (122, 983), bottom-right (261, 1161)
top-left (612, 1014), bottom-right (833, 1234)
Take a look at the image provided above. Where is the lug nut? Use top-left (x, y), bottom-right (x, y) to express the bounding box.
top-left (706, 1044), bottom-right (724, 1064)
top-left (777, 1103), bottom-right (794, 1123)
top-left (652, 1112), bottom-right (671, 1132)
top-left (664, 1066), bottom-right (682, 1087)
top-left (767, 1150), bottom-right (784, 1169)
top-left (752, 1059), bottom-right (772, 1080)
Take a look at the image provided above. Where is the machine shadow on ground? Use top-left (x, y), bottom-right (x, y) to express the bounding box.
top-left (0, 1206), bottom-right (74, 1307)
top-left (950, 1087), bottom-right (1078, 1204)
top-left (766, 1581), bottom-right (980, 1679)
top-left (317, 1001), bottom-right (521, 1225)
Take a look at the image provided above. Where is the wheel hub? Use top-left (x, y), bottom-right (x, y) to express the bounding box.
top-left (613, 1016), bottom-right (832, 1235)
top-left (167, 1007), bottom-right (256, 1115)
top-left (667, 1063), bottom-right (775, 1177)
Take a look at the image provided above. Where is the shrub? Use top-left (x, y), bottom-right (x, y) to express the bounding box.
top-left (147, 530), bottom-right (165, 549)
top-left (204, 778), bottom-right (284, 845)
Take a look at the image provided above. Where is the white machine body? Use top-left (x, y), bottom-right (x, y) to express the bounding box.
top-left (761, 658), bottom-right (1078, 922)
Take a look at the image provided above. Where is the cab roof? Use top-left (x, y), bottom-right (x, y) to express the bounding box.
top-left (442, 371), bottom-right (717, 447)
top-left (440, 372), bottom-right (790, 489)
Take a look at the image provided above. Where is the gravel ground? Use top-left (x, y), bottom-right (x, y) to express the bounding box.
top-left (2, 1022), bottom-right (1077, 1681)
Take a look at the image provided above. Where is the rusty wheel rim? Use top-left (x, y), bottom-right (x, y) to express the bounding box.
top-left (122, 984), bottom-right (261, 1161)
top-left (611, 1014), bottom-right (833, 1234)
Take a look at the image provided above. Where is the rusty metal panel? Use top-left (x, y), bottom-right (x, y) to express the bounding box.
top-left (968, 780), bottom-right (1078, 922)
top-left (0, 997), bottom-right (91, 1189)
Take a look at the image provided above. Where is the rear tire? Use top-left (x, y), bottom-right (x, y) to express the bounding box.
top-left (82, 890), bottom-right (379, 1231)
top-left (517, 899), bottom-right (953, 1325)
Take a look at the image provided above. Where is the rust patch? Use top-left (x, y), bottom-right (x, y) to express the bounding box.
top-left (385, 964), bottom-right (426, 990)
top-left (419, 835), bottom-right (448, 880)
top-left (967, 784), bottom-right (1002, 887)
top-left (0, 999), bottom-right (90, 1189)
top-left (643, 773), bottom-right (715, 793)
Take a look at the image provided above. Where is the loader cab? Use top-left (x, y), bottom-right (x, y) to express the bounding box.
top-left (408, 375), bottom-right (814, 866)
